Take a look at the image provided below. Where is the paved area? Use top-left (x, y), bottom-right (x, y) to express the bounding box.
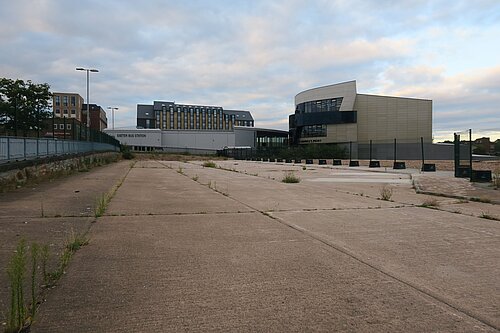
top-left (1, 159), bottom-right (499, 332)
top-left (0, 161), bottom-right (132, 316)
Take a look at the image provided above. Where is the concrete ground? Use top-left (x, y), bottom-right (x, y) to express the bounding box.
top-left (1, 159), bottom-right (498, 332)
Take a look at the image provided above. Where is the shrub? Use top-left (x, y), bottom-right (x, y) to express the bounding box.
top-left (282, 172), bottom-right (300, 183)
top-left (380, 185), bottom-right (393, 201)
top-left (120, 145), bottom-right (134, 160)
top-left (203, 161), bottom-right (217, 168)
top-left (420, 197), bottom-right (440, 208)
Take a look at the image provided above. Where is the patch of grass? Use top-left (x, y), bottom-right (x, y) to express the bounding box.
top-left (203, 161), bottom-right (217, 168)
top-left (282, 172), bottom-right (301, 183)
top-left (302, 166), bottom-right (307, 170)
top-left (470, 197), bottom-right (492, 204)
top-left (480, 212), bottom-right (500, 221)
top-left (192, 175), bottom-right (199, 181)
top-left (379, 185), bottom-right (393, 201)
top-left (420, 197), bottom-right (440, 208)
top-left (177, 167), bottom-right (184, 175)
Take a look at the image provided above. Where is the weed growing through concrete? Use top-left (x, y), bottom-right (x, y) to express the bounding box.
top-left (470, 197), bottom-right (492, 204)
top-left (480, 212), bottom-right (500, 221)
top-left (49, 230), bottom-right (89, 282)
top-left (302, 166), bottom-right (307, 170)
top-left (40, 244), bottom-right (50, 286)
top-left (177, 167), bottom-right (184, 175)
top-left (95, 193), bottom-right (109, 218)
top-left (420, 197), bottom-right (440, 208)
top-left (203, 161), bottom-right (217, 168)
top-left (6, 240), bottom-right (27, 333)
top-left (379, 185), bottom-right (393, 201)
top-left (192, 175), bottom-right (199, 181)
top-left (282, 172), bottom-right (300, 183)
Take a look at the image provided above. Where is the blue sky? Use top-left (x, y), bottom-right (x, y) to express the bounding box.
top-left (1, 0), bottom-right (499, 141)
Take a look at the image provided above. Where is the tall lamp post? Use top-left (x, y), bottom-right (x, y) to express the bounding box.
top-left (107, 107), bottom-right (118, 129)
top-left (76, 67), bottom-right (99, 140)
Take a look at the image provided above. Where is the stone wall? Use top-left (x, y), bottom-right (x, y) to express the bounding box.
top-left (0, 152), bottom-right (120, 192)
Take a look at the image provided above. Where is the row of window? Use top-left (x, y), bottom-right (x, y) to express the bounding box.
top-left (53, 124), bottom-right (72, 130)
top-left (55, 109), bottom-right (77, 115)
top-left (154, 108), bottom-right (234, 130)
top-left (296, 98), bottom-right (343, 114)
top-left (54, 95), bottom-right (78, 107)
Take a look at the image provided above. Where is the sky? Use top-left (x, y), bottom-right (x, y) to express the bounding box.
top-left (1, 0), bottom-right (499, 141)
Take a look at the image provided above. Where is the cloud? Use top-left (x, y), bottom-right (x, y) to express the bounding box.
top-left (1, 0), bottom-right (499, 140)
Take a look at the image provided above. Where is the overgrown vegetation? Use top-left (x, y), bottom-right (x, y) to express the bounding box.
top-left (282, 172), bottom-right (300, 183)
top-left (203, 161), bottom-right (217, 168)
top-left (379, 185), bottom-right (393, 201)
top-left (120, 145), bottom-right (134, 160)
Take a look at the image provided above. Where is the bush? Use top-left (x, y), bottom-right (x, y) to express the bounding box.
top-left (282, 172), bottom-right (300, 183)
top-left (120, 145), bottom-right (134, 160)
top-left (203, 161), bottom-right (217, 168)
top-left (379, 185), bottom-right (393, 201)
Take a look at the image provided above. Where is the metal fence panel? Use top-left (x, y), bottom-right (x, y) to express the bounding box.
top-left (0, 136), bottom-right (119, 164)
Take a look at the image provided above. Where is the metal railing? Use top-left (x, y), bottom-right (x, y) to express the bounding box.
top-left (0, 136), bottom-right (119, 163)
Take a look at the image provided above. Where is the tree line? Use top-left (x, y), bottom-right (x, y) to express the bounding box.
top-left (0, 77), bottom-right (52, 136)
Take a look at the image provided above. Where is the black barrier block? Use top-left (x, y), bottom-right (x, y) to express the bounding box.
top-left (393, 161), bottom-right (406, 169)
top-left (294, 159), bottom-right (302, 163)
top-left (349, 160), bottom-right (359, 167)
top-left (276, 158), bottom-right (283, 162)
top-left (333, 159), bottom-right (342, 165)
top-left (306, 159), bottom-right (313, 164)
top-left (472, 170), bottom-right (492, 182)
top-left (318, 159), bottom-right (327, 165)
top-left (422, 163), bottom-right (436, 172)
top-left (369, 161), bottom-right (380, 168)
top-left (456, 166), bottom-right (471, 178)
top-left (285, 159), bottom-right (293, 163)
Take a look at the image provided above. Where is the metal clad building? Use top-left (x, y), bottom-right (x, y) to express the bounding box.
top-left (290, 80), bottom-right (432, 145)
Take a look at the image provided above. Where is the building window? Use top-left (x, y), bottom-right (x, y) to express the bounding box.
top-left (301, 124), bottom-right (327, 138)
top-left (67, 124), bottom-right (72, 130)
top-left (190, 109), bottom-right (194, 129)
top-left (55, 96), bottom-right (60, 106)
top-left (55, 109), bottom-right (60, 114)
top-left (196, 109), bottom-right (200, 129)
top-left (63, 96), bottom-right (68, 106)
top-left (53, 124), bottom-right (58, 129)
top-left (63, 109), bottom-right (68, 114)
top-left (70, 96), bottom-right (76, 106)
top-left (71, 109), bottom-right (76, 115)
top-left (59, 124), bottom-right (64, 129)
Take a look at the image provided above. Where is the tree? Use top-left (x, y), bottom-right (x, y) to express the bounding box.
top-left (0, 78), bottom-right (52, 136)
top-left (495, 139), bottom-right (500, 155)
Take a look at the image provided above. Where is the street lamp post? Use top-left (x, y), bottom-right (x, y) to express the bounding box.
top-left (107, 107), bottom-right (118, 130)
top-left (76, 67), bottom-right (99, 140)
